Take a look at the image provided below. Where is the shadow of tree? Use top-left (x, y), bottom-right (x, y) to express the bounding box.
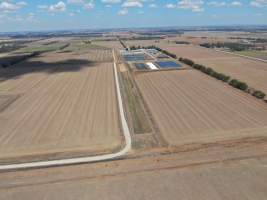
top-left (0, 58), bottom-right (97, 82)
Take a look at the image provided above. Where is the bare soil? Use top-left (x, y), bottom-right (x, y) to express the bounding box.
top-left (135, 70), bottom-right (267, 145)
top-left (0, 50), bottom-right (122, 164)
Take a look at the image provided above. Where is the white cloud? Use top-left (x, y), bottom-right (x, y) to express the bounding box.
top-left (69, 12), bottom-right (76, 16)
top-left (207, 1), bottom-right (226, 7)
top-left (250, 0), bottom-right (267, 7)
top-left (165, 3), bottom-right (176, 8)
top-left (230, 1), bottom-right (242, 6)
top-left (67, 0), bottom-right (95, 10)
top-left (26, 12), bottom-right (36, 21)
top-left (84, 2), bottom-right (94, 10)
top-left (0, 1), bottom-right (27, 13)
top-left (67, 0), bottom-right (84, 4)
top-left (49, 1), bottom-right (66, 12)
top-left (38, 1), bottom-right (66, 13)
top-left (102, 0), bottom-right (121, 4)
top-left (118, 8), bottom-right (128, 15)
top-left (122, 1), bottom-right (143, 8)
top-left (177, 0), bottom-right (204, 12)
top-left (149, 3), bottom-right (157, 8)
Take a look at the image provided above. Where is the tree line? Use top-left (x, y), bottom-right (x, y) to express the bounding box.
top-left (200, 42), bottom-right (252, 51)
top-left (179, 57), bottom-right (266, 101)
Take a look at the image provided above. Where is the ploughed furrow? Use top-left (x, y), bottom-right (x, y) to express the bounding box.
top-left (136, 70), bottom-right (267, 145)
top-left (0, 60), bottom-right (122, 162)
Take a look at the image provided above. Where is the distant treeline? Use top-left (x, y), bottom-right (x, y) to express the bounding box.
top-left (200, 42), bottom-right (252, 51)
top-left (0, 43), bottom-right (69, 68)
top-left (179, 57), bottom-right (266, 101)
top-left (0, 52), bottom-right (40, 68)
top-left (0, 41), bottom-right (28, 53)
top-left (43, 41), bottom-right (59, 46)
top-left (119, 39), bottom-right (127, 49)
top-left (228, 37), bottom-right (267, 43)
top-left (122, 36), bottom-right (163, 40)
top-left (129, 45), bottom-right (177, 59)
top-left (175, 41), bottom-right (190, 44)
top-left (83, 40), bottom-right (91, 44)
top-left (58, 43), bottom-right (70, 50)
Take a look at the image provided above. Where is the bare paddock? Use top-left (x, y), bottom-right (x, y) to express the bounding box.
top-left (136, 70), bottom-right (267, 145)
top-left (157, 44), bottom-right (267, 94)
top-left (0, 52), bottom-right (122, 163)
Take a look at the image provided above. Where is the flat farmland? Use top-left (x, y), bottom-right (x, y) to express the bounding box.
top-left (157, 44), bottom-right (230, 59)
top-left (93, 40), bottom-right (124, 50)
top-left (136, 70), bottom-right (267, 145)
top-left (157, 44), bottom-right (267, 94)
top-left (235, 50), bottom-right (267, 60)
top-left (0, 50), bottom-right (122, 163)
top-left (125, 40), bottom-right (159, 47)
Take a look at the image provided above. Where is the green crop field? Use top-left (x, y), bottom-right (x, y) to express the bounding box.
top-left (235, 50), bottom-right (267, 60)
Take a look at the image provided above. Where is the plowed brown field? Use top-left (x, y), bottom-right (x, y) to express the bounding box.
top-left (124, 40), bottom-right (267, 93)
top-left (136, 70), bottom-right (267, 145)
top-left (0, 51), bottom-right (122, 163)
top-left (156, 44), bottom-right (267, 94)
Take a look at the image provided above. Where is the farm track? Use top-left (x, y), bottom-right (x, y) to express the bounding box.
top-left (136, 70), bottom-right (267, 145)
top-left (1, 135), bottom-right (267, 200)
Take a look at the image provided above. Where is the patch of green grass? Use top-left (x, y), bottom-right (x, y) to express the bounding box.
top-left (61, 41), bottom-right (107, 53)
top-left (235, 50), bottom-right (267, 60)
top-left (18, 42), bottom-right (69, 53)
top-left (121, 71), bottom-right (152, 134)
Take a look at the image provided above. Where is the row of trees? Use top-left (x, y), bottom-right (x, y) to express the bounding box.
top-left (58, 43), bottom-right (70, 51)
top-left (175, 41), bottom-right (190, 45)
top-left (200, 42), bottom-right (252, 51)
top-left (0, 42), bottom-right (26, 53)
top-left (1, 52), bottom-right (40, 68)
top-left (179, 57), bottom-right (266, 100)
top-left (119, 39), bottom-right (127, 49)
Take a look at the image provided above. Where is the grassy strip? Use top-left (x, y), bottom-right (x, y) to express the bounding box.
top-left (121, 70), bottom-right (152, 134)
top-left (179, 57), bottom-right (266, 102)
top-left (20, 42), bottom-right (70, 54)
top-left (234, 50), bottom-right (267, 60)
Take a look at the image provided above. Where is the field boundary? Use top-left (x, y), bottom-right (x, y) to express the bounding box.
top-left (0, 49), bottom-right (132, 171)
top-left (197, 45), bottom-right (267, 63)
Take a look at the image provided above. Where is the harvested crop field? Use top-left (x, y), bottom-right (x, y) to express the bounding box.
top-left (136, 70), bottom-right (267, 145)
top-left (157, 44), bottom-right (230, 59)
top-left (93, 40), bottom-right (124, 50)
top-left (0, 50), bottom-right (122, 163)
top-left (157, 44), bottom-right (267, 94)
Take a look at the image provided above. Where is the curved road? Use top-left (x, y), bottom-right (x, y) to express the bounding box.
top-left (0, 49), bottom-right (132, 171)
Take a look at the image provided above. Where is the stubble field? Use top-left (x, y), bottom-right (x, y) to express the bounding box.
top-left (0, 48), bottom-right (122, 164)
top-left (93, 40), bottom-right (124, 50)
top-left (124, 40), bottom-right (267, 94)
top-left (156, 44), bottom-right (267, 94)
top-left (136, 70), bottom-right (267, 145)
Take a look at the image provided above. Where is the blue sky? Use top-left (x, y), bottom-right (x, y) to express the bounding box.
top-left (0, 0), bottom-right (267, 32)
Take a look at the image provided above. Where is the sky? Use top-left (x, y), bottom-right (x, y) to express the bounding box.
top-left (0, 0), bottom-right (267, 32)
